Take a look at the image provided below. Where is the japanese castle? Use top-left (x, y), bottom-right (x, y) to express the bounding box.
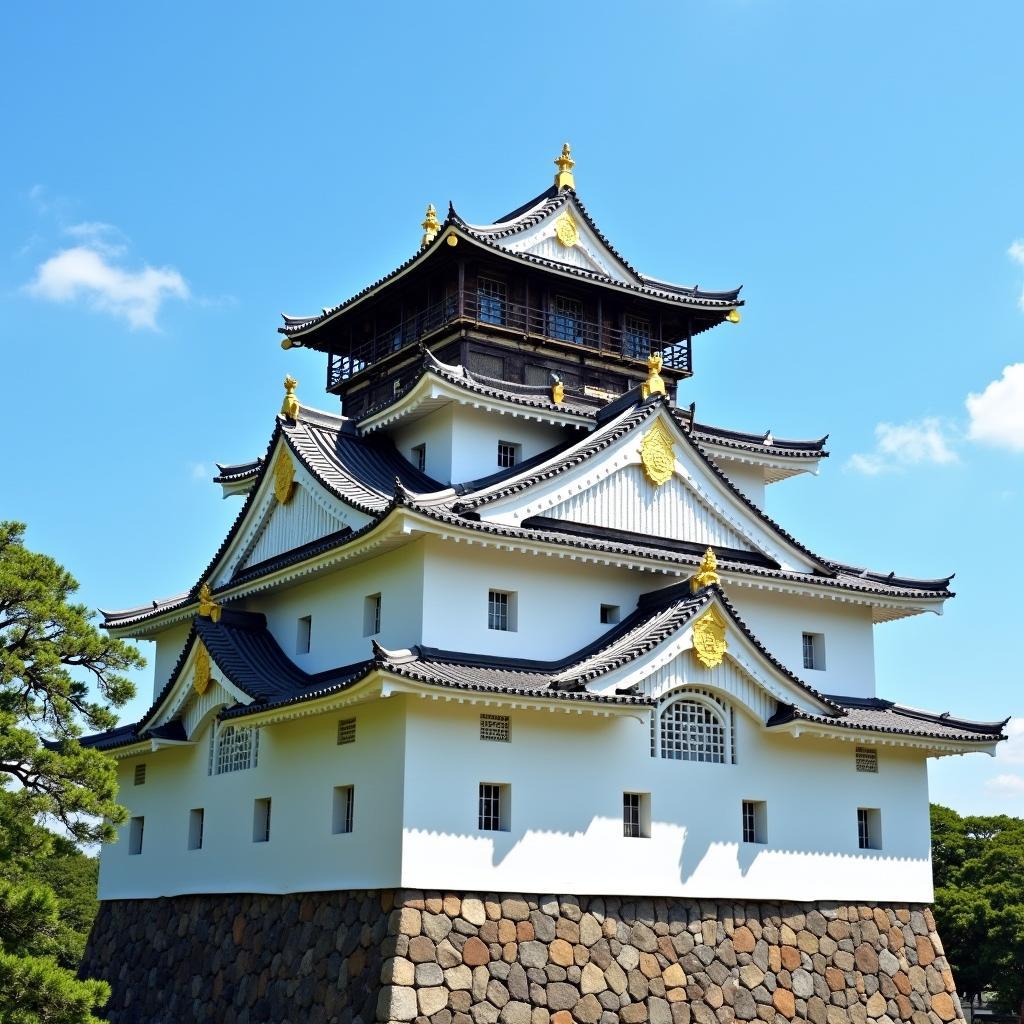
top-left (81, 146), bottom-right (1004, 1023)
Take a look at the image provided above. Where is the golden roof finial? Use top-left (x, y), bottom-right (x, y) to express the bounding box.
top-left (281, 374), bottom-right (299, 420)
top-left (691, 547), bottom-right (721, 593)
top-left (640, 353), bottom-right (667, 400)
top-left (197, 582), bottom-right (222, 622)
top-left (554, 142), bottom-right (576, 190)
top-left (421, 203), bottom-right (441, 247)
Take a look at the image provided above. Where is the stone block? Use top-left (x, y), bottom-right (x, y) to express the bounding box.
top-left (420, 987), bottom-right (450, 1016)
top-left (380, 985), bottom-right (419, 1022)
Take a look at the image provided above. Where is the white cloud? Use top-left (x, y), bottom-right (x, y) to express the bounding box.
top-left (26, 244), bottom-right (188, 330)
top-left (64, 221), bottom-right (126, 256)
top-left (965, 363), bottom-right (1024, 453)
top-left (1010, 240), bottom-right (1024, 310)
top-left (985, 773), bottom-right (1024, 796)
top-left (846, 418), bottom-right (959, 475)
top-left (994, 717), bottom-right (1024, 765)
top-left (189, 462), bottom-right (209, 481)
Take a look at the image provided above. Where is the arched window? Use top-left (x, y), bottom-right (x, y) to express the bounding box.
top-left (658, 694), bottom-right (729, 763)
top-left (210, 722), bottom-right (258, 775)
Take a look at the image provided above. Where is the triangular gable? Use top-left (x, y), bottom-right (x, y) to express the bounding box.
top-left (589, 594), bottom-right (834, 721)
top-left (475, 405), bottom-right (820, 573)
top-left (479, 195), bottom-right (639, 285)
top-left (211, 438), bottom-right (371, 587)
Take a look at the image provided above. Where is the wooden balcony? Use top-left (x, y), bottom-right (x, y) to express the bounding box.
top-left (327, 287), bottom-right (692, 389)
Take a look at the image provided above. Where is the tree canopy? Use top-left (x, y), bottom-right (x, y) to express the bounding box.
top-left (931, 802), bottom-right (1024, 1014)
top-left (0, 521), bottom-right (143, 1023)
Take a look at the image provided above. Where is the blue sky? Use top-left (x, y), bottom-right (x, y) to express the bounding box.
top-left (4, 2), bottom-right (1022, 816)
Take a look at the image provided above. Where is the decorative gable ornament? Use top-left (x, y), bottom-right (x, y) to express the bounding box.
top-left (639, 418), bottom-right (676, 487)
top-left (197, 582), bottom-right (221, 623)
top-left (273, 448), bottom-right (296, 504)
top-left (280, 375), bottom-right (300, 421)
top-left (192, 640), bottom-right (211, 696)
top-left (554, 211), bottom-right (579, 248)
top-left (691, 606), bottom-right (728, 669)
top-left (690, 547), bottom-right (721, 593)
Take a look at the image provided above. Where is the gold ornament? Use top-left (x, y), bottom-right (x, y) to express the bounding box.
top-left (640, 353), bottom-right (667, 399)
top-left (726, 309), bottom-right (742, 324)
top-left (691, 607), bottom-right (728, 669)
top-left (551, 381), bottom-right (565, 404)
top-left (193, 641), bottom-right (211, 696)
top-left (554, 211), bottom-right (579, 248)
top-left (273, 448), bottom-right (296, 504)
top-left (421, 203), bottom-right (441, 247)
top-left (639, 417), bottom-right (676, 487)
top-left (281, 375), bottom-right (300, 420)
top-left (446, 234), bottom-right (459, 247)
top-left (690, 547), bottom-right (721, 593)
top-left (197, 583), bottom-right (221, 623)
top-left (553, 142), bottom-right (576, 190)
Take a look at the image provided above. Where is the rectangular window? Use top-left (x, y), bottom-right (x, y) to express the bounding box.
top-left (600, 604), bottom-right (621, 625)
top-left (297, 615), bottom-right (312, 655)
top-left (411, 444), bottom-right (426, 473)
top-left (480, 713), bottom-right (510, 742)
top-left (478, 783), bottom-right (509, 832)
top-left (550, 295), bottom-right (583, 343)
top-left (742, 800), bottom-right (767, 844)
top-left (128, 816), bottom-right (145, 855)
top-left (497, 440), bottom-right (521, 469)
top-left (337, 718), bottom-right (356, 745)
top-left (623, 792), bottom-right (651, 838)
top-left (332, 785), bottom-right (355, 834)
top-left (363, 593), bottom-right (382, 637)
top-left (802, 632), bottom-right (825, 670)
top-left (487, 590), bottom-right (517, 632)
top-left (858, 807), bottom-right (882, 850)
top-left (623, 315), bottom-right (651, 360)
top-left (188, 808), bottom-right (204, 851)
top-left (253, 798), bottom-right (272, 843)
top-left (134, 763), bottom-right (147, 786)
top-left (478, 278), bottom-right (508, 326)
top-left (856, 747), bottom-right (879, 773)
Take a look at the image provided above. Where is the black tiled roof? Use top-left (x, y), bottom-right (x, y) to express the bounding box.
top-left (213, 458), bottom-right (264, 484)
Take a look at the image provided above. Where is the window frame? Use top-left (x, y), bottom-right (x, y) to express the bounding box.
top-left (802, 632), bottom-right (825, 671)
top-left (128, 816), bottom-right (145, 855)
top-left (741, 799), bottom-right (767, 844)
top-left (478, 277), bottom-right (508, 327)
top-left (133, 763), bottom-right (147, 786)
top-left (333, 785), bottom-right (355, 835)
top-left (480, 713), bottom-right (510, 743)
top-left (623, 315), bottom-right (651, 360)
top-left (623, 791), bottom-right (651, 839)
top-left (478, 782), bottom-right (509, 832)
top-left (600, 604), bottom-right (621, 625)
top-left (337, 718), bottom-right (357, 745)
top-left (857, 807), bottom-right (882, 850)
top-left (496, 440), bottom-right (521, 469)
top-left (297, 615), bottom-right (312, 655)
top-left (363, 593), bottom-right (382, 637)
top-left (411, 443), bottom-right (426, 473)
top-left (658, 694), bottom-right (729, 764)
top-left (188, 808), bottom-right (205, 851)
top-left (253, 798), bottom-right (272, 844)
top-left (212, 722), bottom-right (258, 776)
top-left (549, 294), bottom-right (584, 344)
top-left (487, 589), bottom-right (517, 632)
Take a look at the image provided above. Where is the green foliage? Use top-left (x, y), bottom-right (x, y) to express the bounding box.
top-left (0, 521), bottom-right (144, 1022)
top-left (930, 803), bottom-right (1024, 1013)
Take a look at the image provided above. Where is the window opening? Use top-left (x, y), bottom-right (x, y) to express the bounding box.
top-left (480, 714), bottom-right (510, 742)
top-left (188, 808), bottom-right (204, 850)
top-left (297, 615), bottom-right (312, 655)
top-left (478, 783), bottom-right (508, 831)
top-left (364, 593), bottom-right (382, 637)
top-left (623, 792), bottom-right (650, 838)
top-left (333, 786), bottom-right (355, 834)
top-left (411, 444), bottom-right (426, 473)
top-left (129, 816), bottom-right (144, 855)
top-left (487, 590), bottom-right (516, 632)
top-left (478, 278), bottom-right (508, 326)
top-left (855, 748), bottom-right (878, 773)
top-left (742, 800), bottom-right (767, 844)
top-left (623, 316), bottom-right (651, 360)
top-left (337, 718), bottom-right (356, 745)
top-left (858, 807), bottom-right (882, 850)
top-left (549, 295), bottom-right (583, 343)
top-left (134, 763), bottom-right (146, 786)
top-left (600, 604), bottom-right (620, 625)
top-left (213, 723), bottom-right (257, 775)
top-left (660, 697), bottom-right (727, 763)
top-left (253, 798), bottom-right (272, 843)
top-left (802, 632), bottom-right (825, 670)
top-left (497, 441), bottom-right (521, 469)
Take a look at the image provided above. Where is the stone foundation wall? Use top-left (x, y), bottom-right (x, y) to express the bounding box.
top-left (80, 892), bottom-right (964, 1024)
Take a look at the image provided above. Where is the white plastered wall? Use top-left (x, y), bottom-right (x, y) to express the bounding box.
top-left (714, 462), bottom-right (766, 510)
top-left (98, 698), bottom-right (405, 899)
top-left (150, 621), bottom-right (193, 702)
top-left (399, 697), bottom-right (933, 901)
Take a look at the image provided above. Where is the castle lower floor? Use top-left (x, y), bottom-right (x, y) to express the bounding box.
top-left (79, 890), bottom-right (964, 1024)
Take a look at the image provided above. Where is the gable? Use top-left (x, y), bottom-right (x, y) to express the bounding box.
top-left (545, 464), bottom-right (755, 552)
top-left (211, 441), bottom-right (372, 587)
top-left (491, 198), bottom-right (638, 284)
top-left (477, 408), bottom-right (818, 573)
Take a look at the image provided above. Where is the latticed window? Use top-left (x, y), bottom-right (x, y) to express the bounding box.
top-left (742, 800), bottom-right (766, 844)
top-left (134, 763), bottom-right (146, 786)
top-left (659, 698), bottom-right (727, 763)
top-left (549, 296), bottom-right (582, 343)
top-left (480, 714), bottom-right (510, 742)
top-left (478, 783), bottom-right (507, 831)
top-left (488, 590), bottom-right (515, 631)
top-left (857, 807), bottom-right (881, 850)
top-left (623, 793), bottom-right (641, 838)
top-left (337, 718), bottom-right (356, 745)
top-left (212, 723), bottom-right (257, 775)
top-left (623, 316), bottom-right (651, 360)
top-left (497, 441), bottom-right (520, 469)
top-left (802, 632), bottom-right (825, 670)
top-left (478, 279), bottom-right (507, 326)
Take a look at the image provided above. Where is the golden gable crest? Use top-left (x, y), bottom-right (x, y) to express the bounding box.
top-left (639, 418), bottom-right (676, 487)
top-left (273, 448), bottom-right (296, 504)
top-left (691, 607), bottom-right (728, 669)
top-left (554, 211), bottom-right (579, 248)
top-left (193, 640), bottom-right (211, 696)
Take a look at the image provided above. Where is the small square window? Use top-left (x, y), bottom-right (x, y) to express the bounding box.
top-left (742, 800), bottom-right (767, 844)
top-left (297, 615), bottom-right (312, 655)
top-left (855, 747), bottom-right (878, 773)
top-left (253, 798), bottom-right (272, 843)
top-left (128, 816), bottom-right (145, 855)
top-left (488, 590), bottom-right (517, 632)
top-left (133, 763), bottom-right (147, 786)
top-left (858, 807), bottom-right (882, 850)
top-left (480, 714), bottom-right (510, 742)
top-left (188, 808), bottom-right (204, 851)
top-left (363, 594), bottom-right (382, 637)
top-left (497, 441), bottom-right (521, 469)
top-left (623, 792), bottom-right (651, 838)
top-left (337, 718), bottom-right (356, 745)
top-left (802, 632), bottom-right (825, 671)
top-left (411, 444), bottom-right (426, 473)
top-left (600, 604), bottom-right (620, 625)
top-left (333, 786), bottom-right (355, 834)
top-left (478, 783), bottom-right (510, 831)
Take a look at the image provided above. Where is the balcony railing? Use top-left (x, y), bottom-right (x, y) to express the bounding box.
top-left (327, 288), bottom-right (691, 388)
